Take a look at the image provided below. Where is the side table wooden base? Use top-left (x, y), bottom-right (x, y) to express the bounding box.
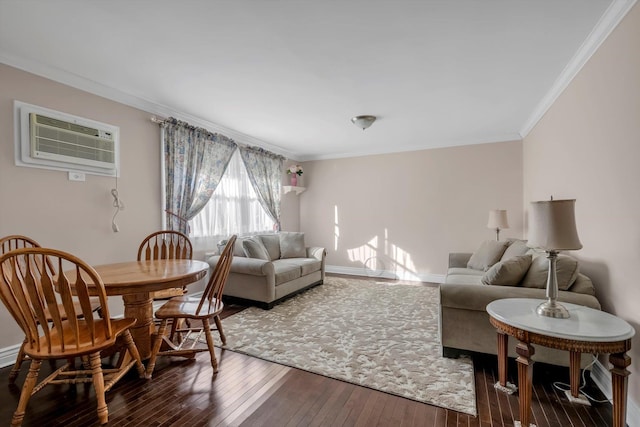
top-left (487, 298), bottom-right (635, 427)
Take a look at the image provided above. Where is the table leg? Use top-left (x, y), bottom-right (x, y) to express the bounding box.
top-left (609, 352), bottom-right (631, 427)
top-left (122, 292), bottom-right (154, 359)
top-left (494, 331), bottom-right (517, 394)
top-left (569, 351), bottom-right (581, 397)
top-left (498, 331), bottom-right (508, 386)
top-left (516, 341), bottom-right (535, 427)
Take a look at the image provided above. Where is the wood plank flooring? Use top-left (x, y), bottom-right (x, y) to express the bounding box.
top-left (0, 304), bottom-right (614, 427)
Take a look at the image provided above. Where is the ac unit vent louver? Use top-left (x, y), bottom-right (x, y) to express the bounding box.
top-left (14, 101), bottom-right (120, 177)
top-left (30, 113), bottom-right (116, 170)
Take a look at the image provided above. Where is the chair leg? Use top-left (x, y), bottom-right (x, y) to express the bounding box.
top-left (89, 352), bottom-right (108, 425)
top-left (169, 318), bottom-right (183, 342)
top-left (213, 315), bottom-right (226, 345)
top-left (122, 330), bottom-right (145, 378)
top-left (11, 359), bottom-right (41, 427)
top-left (146, 319), bottom-right (169, 379)
top-left (202, 318), bottom-right (218, 374)
top-left (8, 340), bottom-right (27, 384)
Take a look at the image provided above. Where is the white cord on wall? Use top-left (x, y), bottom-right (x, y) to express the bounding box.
top-left (111, 174), bottom-right (124, 232)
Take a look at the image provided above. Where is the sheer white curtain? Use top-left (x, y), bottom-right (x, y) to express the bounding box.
top-left (189, 150), bottom-right (275, 250)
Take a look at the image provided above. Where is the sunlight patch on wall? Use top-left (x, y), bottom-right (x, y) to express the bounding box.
top-left (346, 230), bottom-right (420, 281)
top-left (334, 205), bottom-right (340, 251)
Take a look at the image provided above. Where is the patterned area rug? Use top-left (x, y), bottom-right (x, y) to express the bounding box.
top-left (220, 276), bottom-right (477, 415)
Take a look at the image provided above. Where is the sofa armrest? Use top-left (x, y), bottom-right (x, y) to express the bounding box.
top-left (207, 255), bottom-right (275, 277)
top-left (307, 247), bottom-right (327, 279)
top-left (448, 252), bottom-right (472, 268)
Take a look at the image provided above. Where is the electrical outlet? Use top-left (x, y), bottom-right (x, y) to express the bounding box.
top-left (68, 171), bottom-right (86, 181)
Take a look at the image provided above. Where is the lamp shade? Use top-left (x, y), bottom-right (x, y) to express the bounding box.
top-left (487, 209), bottom-right (509, 229)
top-left (527, 199), bottom-right (582, 251)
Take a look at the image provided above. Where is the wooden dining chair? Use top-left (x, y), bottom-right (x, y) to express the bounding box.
top-left (137, 230), bottom-right (193, 299)
top-left (145, 235), bottom-right (236, 378)
top-left (0, 235), bottom-right (102, 384)
top-left (0, 247), bottom-right (145, 426)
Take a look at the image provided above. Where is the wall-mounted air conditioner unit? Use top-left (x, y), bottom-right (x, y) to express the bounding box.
top-left (14, 101), bottom-right (120, 177)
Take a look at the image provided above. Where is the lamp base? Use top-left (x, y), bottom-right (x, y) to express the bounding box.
top-left (536, 300), bottom-right (570, 319)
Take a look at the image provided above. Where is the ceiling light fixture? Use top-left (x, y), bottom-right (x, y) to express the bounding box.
top-left (351, 115), bottom-right (376, 130)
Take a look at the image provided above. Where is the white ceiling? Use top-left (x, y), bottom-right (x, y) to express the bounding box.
top-left (0, 1), bottom-right (631, 160)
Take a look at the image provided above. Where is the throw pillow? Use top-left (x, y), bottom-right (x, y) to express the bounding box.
top-left (259, 234), bottom-right (281, 260)
top-left (482, 254), bottom-right (532, 286)
top-left (279, 232), bottom-right (306, 258)
top-left (242, 237), bottom-right (271, 261)
top-left (500, 239), bottom-right (529, 261)
top-left (520, 254), bottom-right (580, 290)
top-left (467, 240), bottom-right (509, 271)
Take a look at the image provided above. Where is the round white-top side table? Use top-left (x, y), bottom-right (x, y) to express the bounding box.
top-left (487, 298), bottom-right (635, 427)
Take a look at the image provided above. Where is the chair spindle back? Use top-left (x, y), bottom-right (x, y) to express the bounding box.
top-left (0, 235), bottom-right (55, 272)
top-left (0, 248), bottom-right (111, 355)
top-left (137, 230), bottom-right (193, 261)
top-left (197, 235), bottom-right (236, 315)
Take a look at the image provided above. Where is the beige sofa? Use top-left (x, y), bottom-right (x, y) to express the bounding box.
top-left (440, 239), bottom-right (601, 367)
top-left (207, 232), bottom-right (326, 309)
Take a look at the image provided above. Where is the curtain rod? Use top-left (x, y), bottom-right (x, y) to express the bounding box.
top-left (150, 115), bottom-right (284, 157)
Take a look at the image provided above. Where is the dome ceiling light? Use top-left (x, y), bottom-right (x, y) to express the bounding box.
top-left (351, 115), bottom-right (376, 130)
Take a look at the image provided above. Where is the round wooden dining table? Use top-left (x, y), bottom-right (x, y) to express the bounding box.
top-left (71, 259), bottom-right (209, 359)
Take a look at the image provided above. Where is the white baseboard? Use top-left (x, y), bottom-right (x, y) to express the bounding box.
top-left (325, 264), bottom-right (446, 284)
top-left (0, 343), bottom-right (22, 369)
top-left (591, 359), bottom-right (640, 427)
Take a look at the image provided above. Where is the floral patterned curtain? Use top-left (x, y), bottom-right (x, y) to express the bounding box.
top-left (164, 118), bottom-right (237, 233)
top-left (238, 145), bottom-right (285, 231)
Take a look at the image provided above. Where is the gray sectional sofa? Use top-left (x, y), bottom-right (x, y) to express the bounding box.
top-left (440, 239), bottom-right (601, 367)
top-left (207, 232), bottom-right (326, 309)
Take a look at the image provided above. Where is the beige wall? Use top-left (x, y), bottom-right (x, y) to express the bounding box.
top-left (523, 2), bottom-right (640, 411)
top-left (300, 141), bottom-right (523, 280)
top-left (0, 63), bottom-right (165, 347)
top-left (0, 63), bottom-right (299, 352)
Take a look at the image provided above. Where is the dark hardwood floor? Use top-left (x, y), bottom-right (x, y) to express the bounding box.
top-left (0, 301), bottom-right (613, 426)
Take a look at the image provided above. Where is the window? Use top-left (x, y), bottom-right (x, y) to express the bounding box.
top-left (189, 150), bottom-right (274, 247)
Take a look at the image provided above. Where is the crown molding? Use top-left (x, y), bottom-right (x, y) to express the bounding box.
top-left (0, 52), bottom-right (298, 160)
top-left (298, 133), bottom-right (523, 161)
top-left (520, 0), bottom-right (638, 138)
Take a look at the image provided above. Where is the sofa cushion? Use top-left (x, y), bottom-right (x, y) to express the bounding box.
top-left (445, 274), bottom-right (483, 285)
top-left (440, 283), bottom-right (601, 312)
top-left (259, 234), bottom-right (281, 260)
top-left (280, 232), bottom-right (306, 258)
top-left (467, 240), bottom-right (509, 271)
top-left (520, 254), bottom-right (579, 290)
top-left (500, 239), bottom-right (529, 261)
top-left (273, 260), bottom-right (302, 285)
top-left (242, 237), bottom-right (271, 261)
top-left (568, 273), bottom-right (596, 295)
top-left (447, 267), bottom-right (485, 277)
top-left (233, 238), bottom-right (246, 257)
top-left (283, 258), bottom-right (322, 276)
top-left (482, 254), bottom-right (532, 286)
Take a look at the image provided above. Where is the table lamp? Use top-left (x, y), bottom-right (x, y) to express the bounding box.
top-left (527, 198), bottom-right (582, 318)
top-left (487, 209), bottom-right (509, 241)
